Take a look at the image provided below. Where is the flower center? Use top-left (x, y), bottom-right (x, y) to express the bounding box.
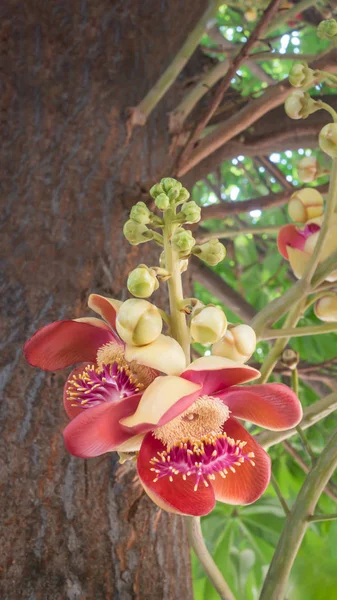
top-left (154, 396), bottom-right (230, 446)
top-left (150, 433), bottom-right (255, 491)
top-left (97, 342), bottom-right (157, 388)
top-left (66, 362), bottom-right (140, 410)
top-left (298, 222), bottom-right (321, 240)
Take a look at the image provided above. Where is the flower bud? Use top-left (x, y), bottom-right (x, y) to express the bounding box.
top-left (297, 156), bottom-right (318, 183)
top-left (116, 299), bottom-right (162, 346)
top-left (315, 295), bottom-right (337, 322)
top-left (285, 91), bottom-right (317, 120)
top-left (289, 62), bottom-right (314, 88)
top-left (212, 324), bottom-right (256, 363)
top-left (190, 306), bottom-right (227, 346)
top-left (155, 192), bottom-right (170, 211)
top-left (129, 202), bottom-right (151, 225)
top-left (167, 185), bottom-right (181, 202)
top-left (180, 201), bottom-right (201, 224)
top-left (288, 188), bottom-right (324, 223)
top-left (127, 266), bottom-right (159, 298)
top-left (176, 188), bottom-right (190, 204)
top-left (244, 7), bottom-right (257, 22)
top-left (123, 220), bottom-right (154, 245)
top-left (317, 19), bottom-right (337, 42)
top-left (319, 123), bottom-right (337, 158)
top-left (150, 183), bottom-right (165, 199)
top-left (281, 348), bottom-right (299, 370)
top-left (180, 258), bottom-right (189, 273)
top-left (161, 177), bottom-right (182, 194)
top-left (171, 229), bottom-right (196, 256)
top-left (193, 239), bottom-right (226, 266)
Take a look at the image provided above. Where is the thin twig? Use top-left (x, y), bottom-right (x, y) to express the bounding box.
top-left (307, 513), bottom-right (337, 523)
top-left (185, 516), bottom-right (237, 600)
top-left (270, 473), bottom-right (290, 515)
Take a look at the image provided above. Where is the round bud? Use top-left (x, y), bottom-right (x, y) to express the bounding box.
top-left (317, 18), bottom-right (337, 41)
top-left (190, 306), bottom-right (227, 346)
top-left (281, 348), bottom-right (299, 370)
top-left (319, 123), bottom-right (337, 158)
top-left (168, 185), bottom-right (181, 202)
top-left (212, 324), bottom-right (256, 364)
top-left (193, 239), bottom-right (226, 266)
top-left (297, 156), bottom-right (317, 183)
top-left (155, 193), bottom-right (170, 211)
top-left (127, 266), bottom-right (158, 298)
top-left (244, 7), bottom-right (257, 22)
top-left (315, 295), bottom-right (337, 322)
top-left (176, 188), bottom-right (190, 204)
top-left (285, 91), bottom-right (317, 120)
top-left (123, 220), bottom-right (153, 245)
top-left (171, 229), bottom-right (196, 256)
top-left (289, 62), bottom-right (314, 88)
top-left (116, 299), bottom-right (162, 346)
top-left (150, 183), bottom-right (165, 199)
top-left (161, 177), bottom-right (182, 194)
top-left (180, 201), bottom-right (201, 224)
top-left (288, 188), bottom-right (324, 223)
top-left (130, 202), bottom-right (151, 225)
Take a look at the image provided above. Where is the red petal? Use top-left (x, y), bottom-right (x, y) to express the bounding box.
top-left (24, 320), bottom-right (115, 371)
top-left (277, 224), bottom-right (306, 259)
top-left (220, 383), bottom-right (302, 430)
top-left (63, 393), bottom-right (142, 458)
top-left (181, 356), bottom-right (259, 395)
top-left (212, 418), bottom-right (271, 505)
top-left (88, 294), bottom-right (120, 330)
top-left (137, 433), bottom-right (215, 516)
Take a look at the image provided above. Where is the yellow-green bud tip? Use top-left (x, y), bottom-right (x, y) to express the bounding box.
top-left (123, 220), bottom-right (153, 245)
top-left (317, 19), bottom-right (337, 41)
top-left (180, 201), bottom-right (201, 224)
top-left (127, 266), bottom-right (159, 298)
top-left (171, 229), bottom-right (195, 256)
top-left (193, 239), bottom-right (226, 266)
top-left (130, 202), bottom-right (151, 225)
top-left (289, 62), bottom-right (314, 88)
top-left (155, 192), bottom-right (170, 211)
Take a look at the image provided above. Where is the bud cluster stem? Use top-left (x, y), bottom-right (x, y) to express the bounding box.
top-left (163, 209), bottom-right (191, 364)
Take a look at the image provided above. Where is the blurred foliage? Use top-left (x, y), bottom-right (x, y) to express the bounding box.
top-left (191, 2), bottom-right (337, 599)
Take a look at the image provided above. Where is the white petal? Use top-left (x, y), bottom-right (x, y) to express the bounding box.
top-left (125, 334), bottom-right (186, 375)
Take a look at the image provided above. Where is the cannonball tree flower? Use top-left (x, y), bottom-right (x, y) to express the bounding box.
top-left (24, 294), bottom-right (187, 455)
top-left (277, 215), bottom-right (337, 282)
top-left (63, 355), bottom-right (302, 517)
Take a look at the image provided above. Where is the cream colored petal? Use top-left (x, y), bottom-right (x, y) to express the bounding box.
top-left (287, 247), bottom-right (310, 279)
top-left (183, 355), bottom-right (251, 372)
top-left (115, 434), bottom-right (145, 452)
top-left (124, 334), bottom-right (186, 375)
top-left (74, 317), bottom-right (111, 330)
top-left (88, 294), bottom-right (122, 328)
top-left (120, 376), bottom-right (201, 428)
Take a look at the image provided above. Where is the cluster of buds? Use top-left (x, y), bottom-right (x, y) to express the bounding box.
top-left (150, 177), bottom-right (190, 210)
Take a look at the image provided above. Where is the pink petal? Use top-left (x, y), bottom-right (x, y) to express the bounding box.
top-left (24, 320), bottom-right (115, 371)
top-left (63, 393), bottom-right (142, 458)
top-left (137, 433), bottom-right (216, 516)
top-left (220, 383), bottom-right (302, 430)
top-left (88, 294), bottom-right (121, 330)
top-left (212, 418), bottom-right (271, 505)
top-left (181, 356), bottom-right (260, 395)
top-left (277, 224), bottom-right (306, 259)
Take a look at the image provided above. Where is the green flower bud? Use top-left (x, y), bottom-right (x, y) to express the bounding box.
top-left (193, 239), bottom-right (226, 266)
top-left (116, 299), bottom-right (162, 346)
top-left (127, 266), bottom-right (159, 298)
top-left (180, 201), bottom-right (201, 224)
top-left (171, 229), bottom-right (196, 256)
top-left (319, 123), bottom-right (337, 158)
top-left (149, 183), bottom-right (165, 199)
top-left (155, 192), bottom-right (170, 211)
top-left (168, 185), bottom-right (181, 202)
top-left (285, 91), bottom-right (318, 120)
top-left (190, 306), bottom-right (227, 346)
top-left (317, 19), bottom-right (337, 42)
top-left (130, 201), bottom-right (151, 225)
top-left (123, 220), bottom-right (153, 245)
top-left (161, 177), bottom-right (182, 194)
top-left (176, 188), bottom-right (190, 204)
top-left (289, 62), bottom-right (314, 88)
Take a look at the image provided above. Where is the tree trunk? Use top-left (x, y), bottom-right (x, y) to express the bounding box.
top-left (1, 1), bottom-right (206, 598)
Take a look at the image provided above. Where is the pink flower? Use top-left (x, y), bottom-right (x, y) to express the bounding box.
top-left (24, 294), bottom-right (183, 455)
top-left (55, 346), bottom-right (302, 516)
top-left (278, 217), bottom-right (337, 281)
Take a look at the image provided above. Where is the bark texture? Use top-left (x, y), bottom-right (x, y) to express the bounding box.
top-left (0, 1), bottom-right (206, 598)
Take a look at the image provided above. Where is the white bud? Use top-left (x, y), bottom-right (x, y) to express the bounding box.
top-left (190, 306), bottom-right (227, 346)
top-left (315, 295), bottom-right (337, 322)
top-left (116, 299), bottom-right (162, 346)
top-left (212, 324), bottom-right (256, 363)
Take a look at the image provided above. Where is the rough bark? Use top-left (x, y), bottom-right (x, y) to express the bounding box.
top-left (0, 1), bottom-right (206, 598)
